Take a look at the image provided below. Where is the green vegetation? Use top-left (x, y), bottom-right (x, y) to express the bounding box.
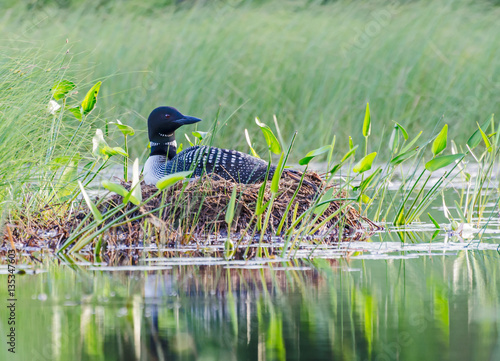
top-left (2, 0), bottom-right (499, 158)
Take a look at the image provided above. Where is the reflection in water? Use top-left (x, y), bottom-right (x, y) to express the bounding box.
top-left (0, 245), bottom-right (499, 361)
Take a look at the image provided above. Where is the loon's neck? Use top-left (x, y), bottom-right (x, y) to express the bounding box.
top-left (150, 134), bottom-right (177, 160)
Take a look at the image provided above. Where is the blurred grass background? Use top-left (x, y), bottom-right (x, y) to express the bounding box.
top-left (1, 0), bottom-right (499, 159)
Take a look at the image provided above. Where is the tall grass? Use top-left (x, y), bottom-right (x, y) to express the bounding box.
top-left (1, 0), bottom-right (499, 160)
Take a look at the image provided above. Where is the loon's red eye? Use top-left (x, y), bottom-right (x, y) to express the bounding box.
top-left (165, 114), bottom-right (170, 119)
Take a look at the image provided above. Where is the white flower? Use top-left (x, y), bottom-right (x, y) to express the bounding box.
top-left (48, 100), bottom-right (61, 115)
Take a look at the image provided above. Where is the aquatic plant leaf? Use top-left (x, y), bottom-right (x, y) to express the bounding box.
top-left (432, 124), bottom-right (448, 156)
top-left (255, 117), bottom-right (281, 154)
top-left (192, 131), bottom-right (209, 140)
top-left (394, 121), bottom-right (409, 140)
top-left (299, 145), bottom-right (331, 166)
top-left (349, 136), bottom-right (354, 149)
top-left (271, 152), bottom-right (285, 194)
top-left (156, 171), bottom-right (192, 190)
top-left (477, 122), bottom-right (492, 152)
top-left (113, 119), bottom-right (135, 136)
top-left (185, 134), bottom-right (194, 146)
top-left (428, 213), bottom-right (440, 229)
top-left (425, 153), bottom-right (464, 172)
top-left (176, 143), bottom-right (183, 154)
top-left (314, 188), bottom-right (335, 215)
top-left (353, 152), bottom-right (377, 173)
top-left (52, 80), bottom-right (76, 100)
top-left (357, 168), bottom-right (381, 193)
top-left (245, 129), bottom-right (260, 158)
top-left (68, 106), bottom-right (82, 121)
top-left (81, 81), bottom-right (102, 115)
top-left (362, 103), bottom-right (371, 137)
top-left (225, 187), bottom-right (237, 227)
top-left (390, 148), bottom-right (418, 166)
top-left (78, 181), bottom-right (103, 223)
top-left (130, 158), bottom-right (142, 204)
top-left (57, 154), bottom-right (80, 199)
top-left (467, 117), bottom-right (491, 149)
top-left (388, 128), bottom-right (398, 153)
top-left (401, 131), bottom-right (422, 153)
top-left (101, 181), bottom-right (128, 198)
top-left (341, 145), bottom-right (358, 163)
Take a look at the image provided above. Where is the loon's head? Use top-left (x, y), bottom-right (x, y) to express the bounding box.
top-left (148, 106), bottom-right (202, 143)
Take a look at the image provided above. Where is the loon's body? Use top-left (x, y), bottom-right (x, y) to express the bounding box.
top-left (143, 107), bottom-right (275, 185)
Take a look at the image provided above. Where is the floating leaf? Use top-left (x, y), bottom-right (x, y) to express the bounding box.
top-left (78, 181), bottom-right (103, 223)
top-left (432, 124), bottom-right (448, 156)
top-left (52, 80), bottom-right (76, 100)
top-left (81, 81), bottom-right (102, 115)
top-left (353, 152), bottom-right (377, 173)
top-left (299, 145), bottom-right (331, 166)
top-left (255, 117), bottom-right (281, 154)
top-left (425, 154), bottom-right (464, 172)
top-left (156, 171), bottom-right (193, 190)
top-left (362, 103), bottom-right (371, 137)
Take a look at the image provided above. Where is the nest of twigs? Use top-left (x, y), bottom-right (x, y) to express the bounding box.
top-left (104, 171), bottom-right (379, 241)
top-left (3, 171), bottom-right (381, 251)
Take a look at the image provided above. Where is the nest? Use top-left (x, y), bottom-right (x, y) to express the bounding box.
top-left (104, 171), bottom-right (379, 241)
top-left (3, 171), bottom-right (381, 251)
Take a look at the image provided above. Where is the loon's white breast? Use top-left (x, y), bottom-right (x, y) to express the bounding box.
top-left (144, 155), bottom-right (166, 185)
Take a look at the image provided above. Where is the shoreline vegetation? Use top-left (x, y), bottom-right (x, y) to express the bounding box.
top-left (1, 0), bottom-right (499, 259)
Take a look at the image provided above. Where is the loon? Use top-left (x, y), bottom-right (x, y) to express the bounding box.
top-left (143, 106), bottom-right (280, 185)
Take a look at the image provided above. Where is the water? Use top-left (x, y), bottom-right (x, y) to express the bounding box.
top-left (1, 182), bottom-right (500, 360)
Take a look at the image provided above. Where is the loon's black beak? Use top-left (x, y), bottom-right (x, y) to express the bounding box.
top-left (174, 115), bottom-right (202, 126)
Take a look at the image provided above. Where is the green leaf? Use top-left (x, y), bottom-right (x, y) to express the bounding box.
top-left (185, 134), bottom-right (194, 147)
top-left (477, 122), bottom-right (492, 152)
top-left (432, 124), bottom-right (448, 156)
top-left (362, 103), bottom-right (371, 137)
top-left (192, 131), bottom-right (209, 141)
top-left (176, 143), bottom-right (184, 154)
top-left (353, 152), bottom-right (377, 173)
top-left (225, 187), bottom-right (238, 227)
top-left (130, 158), bottom-right (142, 204)
top-left (467, 117), bottom-right (491, 149)
top-left (52, 80), bottom-right (76, 100)
top-left (156, 171), bottom-right (193, 190)
top-left (425, 154), bottom-right (464, 172)
top-left (389, 128), bottom-right (398, 153)
top-left (314, 188), bottom-right (335, 215)
top-left (255, 117), bottom-right (281, 154)
top-left (81, 81), bottom-right (102, 115)
top-left (299, 145), bottom-right (331, 166)
top-left (113, 120), bottom-right (135, 136)
top-left (390, 148), bottom-right (418, 166)
top-left (357, 168), bottom-right (381, 192)
top-left (271, 153), bottom-right (285, 194)
top-left (394, 122), bottom-right (409, 140)
top-left (245, 129), bottom-right (260, 158)
top-left (101, 181), bottom-right (129, 198)
top-left (428, 213), bottom-right (440, 229)
top-left (401, 131), bottom-right (423, 153)
top-left (341, 145), bottom-right (358, 163)
top-left (349, 136), bottom-right (354, 149)
top-left (68, 106), bottom-right (82, 121)
top-left (78, 180), bottom-right (103, 223)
